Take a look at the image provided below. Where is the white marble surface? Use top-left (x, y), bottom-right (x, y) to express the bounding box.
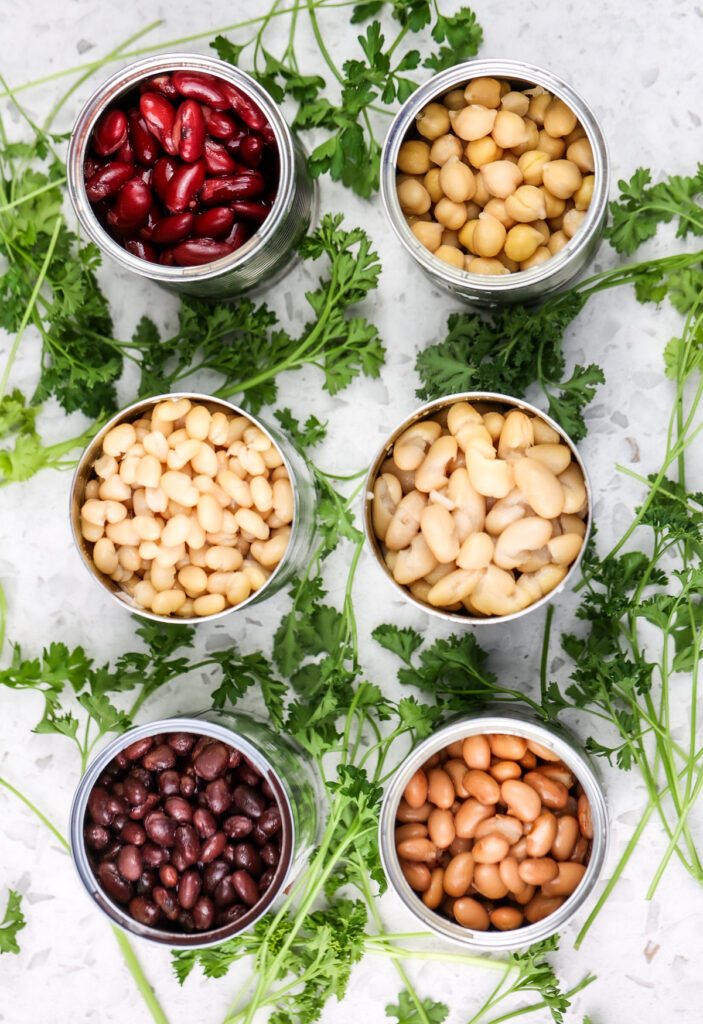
top-left (1, 2), bottom-right (702, 1022)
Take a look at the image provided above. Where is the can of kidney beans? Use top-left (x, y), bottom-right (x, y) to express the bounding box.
top-left (69, 710), bottom-right (320, 946)
top-left (66, 53), bottom-right (316, 298)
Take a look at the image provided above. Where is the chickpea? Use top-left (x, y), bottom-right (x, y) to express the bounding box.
top-left (504, 185), bottom-right (546, 223)
top-left (520, 246), bottom-right (551, 270)
top-left (442, 87), bottom-right (467, 110)
top-left (472, 214), bottom-right (507, 258)
top-left (423, 167), bottom-right (443, 203)
top-left (398, 139), bottom-right (431, 174)
top-left (517, 150), bottom-right (550, 186)
top-left (397, 178), bottom-right (432, 215)
top-left (563, 208), bottom-right (587, 238)
top-left (480, 160), bottom-right (523, 199)
top-left (452, 105), bottom-right (498, 142)
top-left (501, 90), bottom-right (530, 116)
top-left (435, 197), bottom-right (468, 230)
top-left (527, 90), bottom-right (551, 126)
top-left (465, 136), bottom-right (503, 168)
top-left (429, 133), bottom-right (464, 166)
top-left (511, 118), bottom-right (539, 156)
top-left (492, 110), bottom-right (527, 149)
top-left (412, 220), bottom-right (444, 252)
top-left (539, 186), bottom-right (566, 218)
top-left (566, 137), bottom-right (594, 173)
top-left (543, 98), bottom-right (577, 138)
top-left (434, 244), bottom-right (465, 269)
top-left (416, 102), bottom-right (451, 140)
top-left (463, 77), bottom-right (502, 108)
top-left (482, 197), bottom-right (516, 229)
top-left (467, 257), bottom-right (510, 275)
top-left (439, 156), bottom-right (476, 203)
top-left (537, 130), bottom-right (565, 160)
top-left (542, 159), bottom-right (582, 199)
top-left (548, 229), bottom-right (569, 255)
top-left (504, 224), bottom-right (543, 262)
top-left (573, 174), bottom-right (595, 211)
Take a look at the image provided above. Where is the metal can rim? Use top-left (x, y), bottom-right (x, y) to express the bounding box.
top-left (69, 714), bottom-right (296, 947)
top-left (378, 709), bottom-right (609, 950)
top-left (66, 52), bottom-right (294, 283)
top-left (69, 391), bottom-right (306, 624)
top-left (363, 390), bottom-right (592, 625)
top-left (380, 58), bottom-right (610, 299)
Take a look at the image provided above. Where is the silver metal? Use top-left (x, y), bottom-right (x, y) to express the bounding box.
top-left (363, 391), bottom-right (592, 625)
top-left (70, 392), bottom-right (316, 624)
top-left (66, 53), bottom-right (315, 298)
top-left (380, 59), bottom-right (609, 305)
top-left (379, 710), bottom-right (609, 950)
top-left (69, 710), bottom-right (320, 947)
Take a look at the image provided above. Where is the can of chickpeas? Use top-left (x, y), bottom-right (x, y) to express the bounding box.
top-left (70, 393), bottom-right (316, 623)
top-left (380, 59), bottom-right (609, 304)
top-left (379, 710), bottom-right (608, 949)
top-left (364, 392), bottom-right (592, 625)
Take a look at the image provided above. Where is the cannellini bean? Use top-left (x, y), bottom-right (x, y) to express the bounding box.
top-left (385, 490), bottom-right (428, 550)
top-left (558, 462), bottom-right (587, 514)
top-left (93, 537), bottom-right (119, 575)
top-left (465, 449), bottom-right (513, 498)
top-left (102, 422), bottom-right (137, 457)
top-left (421, 504), bottom-right (460, 563)
top-left (548, 532), bottom-right (584, 565)
top-left (394, 420), bottom-right (443, 471)
top-left (513, 458), bottom-right (565, 518)
top-left (456, 531), bottom-right (494, 570)
top-left (497, 410), bottom-right (534, 461)
top-left (427, 568), bottom-right (484, 606)
top-left (493, 516), bottom-right (553, 570)
top-left (393, 534), bottom-right (438, 586)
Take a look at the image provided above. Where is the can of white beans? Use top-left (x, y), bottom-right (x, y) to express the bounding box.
top-left (66, 53), bottom-right (316, 298)
top-left (70, 393), bottom-right (316, 623)
top-left (380, 59), bottom-right (609, 305)
top-left (363, 391), bottom-right (592, 624)
top-left (379, 710), bottom-right (609, 949)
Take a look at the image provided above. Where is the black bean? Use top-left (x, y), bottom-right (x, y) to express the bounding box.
top-left (179, 772), bottom-right (196, 798)
top-left (159, 864), bottom-right (179, 888)
top-left (233, 784), bottom-right (266, 818)
top-left (257, 806), bottom-right (282, 838)
top-left (192, 896), bottom-right (215, 930)
top-left (117, 844), bottom-right (143, 882)
top-left (97, 861), bottom-right (133, 904)
top-left (233, 842), bottom-right (262, 876)
top-left (178, 868), bottom-right (202, 909)
top-left (215, 903), bottom-right (247, 927)
top-left (167, 732), bottom-right (196, 755)
top-left (141, 842), bottom-right (169, 868)
top-left (194, 741), bottom-right (229, 780)
top-left (136, 868), bottom-right (157, 897)
top-left (129, 896), bottom-right (161, 926)
top-left (260, 842), bottom-right (279, 867)
top-left (227, 747), bottom-right (242, 769)
top-left (200, 831), bottom-right (226, 864)
top-left (85, 824), bottom-right (111, 850)
top-left (153, 885), bottom-right (180, 920)
top-left (175, 823), bottom-right (200, 865)
top-left (124, 776), bottom-right (149, 805)
top-left (88, 786), bottom-right (113, 826)
top-left (129, 793), bottom-right (159, 821)
top-left (144, 812), bottom-right (177, 847)
top-left (164, 796), bottom-right (193, 822)
top-left (237, 761), bottom-right (261, 787)
top-left (259, 867), bottom-right (276, 894)
top-left (123, 736), bottom-right (153, 760)
top-left (205, 777), bottom-right (231, 815)
top-left (202, 860), bottom-right (229, 895)
top-left (142, 744), bottom-right (177, 772)
top-left (213, 876), bottom-right (237, 908)
top-left (223, 814), bottom-right (254, 839)
top-left (193, 807), bottom-right (217, 838)
top-left (120, 821), bottom-right (147, 846)
top-left (232, 869), bottom-right (259, 907)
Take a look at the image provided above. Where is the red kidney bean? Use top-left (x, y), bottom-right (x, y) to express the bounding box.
top-left (232, 869), bottom-right (259, 907)
top-left (260, 843), bottom-right (280, 867)
top-left (228, 201), bottom-right (271, 225)
top-left (193, 807), bottom-right (217, 838)
top-left (201, 106), bottom-right (240, 139)
top-left (139, 93), bottom-right (177, 156)
top-left (153, 885), bottom-right (180, 921)
top-left (170, 239), bottom-right (236, 266)
top-left (228, 748), bottom-right (243, 769)
top-left (114, 751), bottom-right (130, 770)
top-left (199, 171), bottom-right (265, 206)
top-left (238, 760), bottom-right (262, 784)
top-left (87, 787), bottom-right (113, 826)
top-left (222, 844), bottom-right (237, 866)
top-left (164, 160), bottom-right (205, 213)
top-left (233, 784), bottom-right (266, 819)
top-left (203, 138), bottom-right (238, 176)
top-left (170, 849), bottom-right (188, 873)
top-left (142, 744), bottom-right (177, 772)
top-left (223, 814), bottom-right (254, 839)
top-left (205, 778), bottom-right (231, 815)
top-left (220, 81), bottom-right (269, 133)
top-left (172, 70), bottom-right (229, 109)
top-left (98, 861), bottom-right (133, 904)
top-left (193, 207), bottom-right (235, 240)
top-left (159, 864), bottom-right (179, 888)
top-left (151, 156), bottom-right (178, 205)
top-left (108, 178), bottom-right (152, 233)
top-left (192, 896), bottom-right (215, 930)
top-left (213, 875), bottom-right (237, 908)
top-left (127, 109), bottom-right (160, 166)
top-left (233, 842), bottom-right (262, 875)
top-left (117, 844), bottom-right (143, 882)
top-left (93, 109), bottom-right (128, 156)
top-left (178, 868), bottom-right (202, 910)
top-left (85, 161), bottom-right (134, 202)
top-left (261, 779), bottom-right (276, 801)
top-left (173, 99), bottom-right (206, 163)
top-left (200, 831), bottom-right (227, 864)
top-left (164, 795), bottom-right (194, 823)
top-left (144, 812), bottom-right (177, 847)
top-left (129, 896), bottom-right (161, 927)
top-left (251, 824), bottom-right (268, 847)
top-left (141, 74), bottom-right (179, 100)
top-left (240, 134), bottom-right (263, 169)
top-left (115, 137), bottom-right (135, 164)
top-left (120, 821), bottom-right (147, 846)
top-left (203, 860), bottom-right (230, 894)
top-left (175, 823), bottom-right (200, 865)
top-left (168, 733), bottom-right (196, 756)
top-left (85, 824), bottom-right (111, 850)
top-left (259, 868), bottom-right (276, 893)
top-left (180, 772), bottom-right (196, 798)
top-left (151, 212), bottom-right (195, 245)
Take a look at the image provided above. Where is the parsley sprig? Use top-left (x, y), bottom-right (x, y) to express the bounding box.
top-left (0, 889), bottom-right (25, 955)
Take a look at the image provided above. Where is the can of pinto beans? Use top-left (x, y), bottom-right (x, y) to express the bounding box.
top-left (379, 710), bottom-right (609, 949)
top-left (66, 53), bottom-right (316, 297)
top-left (69, 709), bottom-right (321, 946)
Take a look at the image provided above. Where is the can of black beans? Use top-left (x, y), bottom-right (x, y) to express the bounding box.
top-left (66, 53), bottom-right (316, 298)
top-left (69, 710), bottom-right (320, 946)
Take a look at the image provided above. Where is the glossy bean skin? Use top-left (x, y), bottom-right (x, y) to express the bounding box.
top-left (93, 110), bottom-right (128, 156)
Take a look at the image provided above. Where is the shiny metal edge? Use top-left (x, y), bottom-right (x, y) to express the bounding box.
top-left (69, 392), bottom-right (316, 624)
top-left (362, 391), bottom-right (592, 625)
top-left (379, 58), bottom-right (610, 304)
top-left (69, 715), bottom-right (296, 948)
top-left (378, 711), bottom-right (609, 950)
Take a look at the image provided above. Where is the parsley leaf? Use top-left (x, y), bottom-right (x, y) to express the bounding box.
top-left (386, 991), bottom-right (449, 1024)
top-left (606, 164), bottom-right (703, 255)
top-left (0, 890), bottom-right (25, 955)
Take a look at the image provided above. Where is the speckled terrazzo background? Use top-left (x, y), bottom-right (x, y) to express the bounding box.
top-left (1, 2), bottom-right (702, 1021)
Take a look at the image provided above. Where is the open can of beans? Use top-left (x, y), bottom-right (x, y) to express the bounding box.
top-left (379, 710), bottom-right (608, 949)
top-left (363, 391), bottom-right (592, 624)
top-left (69, 709), bottom-right (320, 946)
top-left (66, 53), bottom-right (315, 298)
top-left (380, 59), bottom-right (609, 304)
top-left (70, 392), bottom-right (316, 623)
